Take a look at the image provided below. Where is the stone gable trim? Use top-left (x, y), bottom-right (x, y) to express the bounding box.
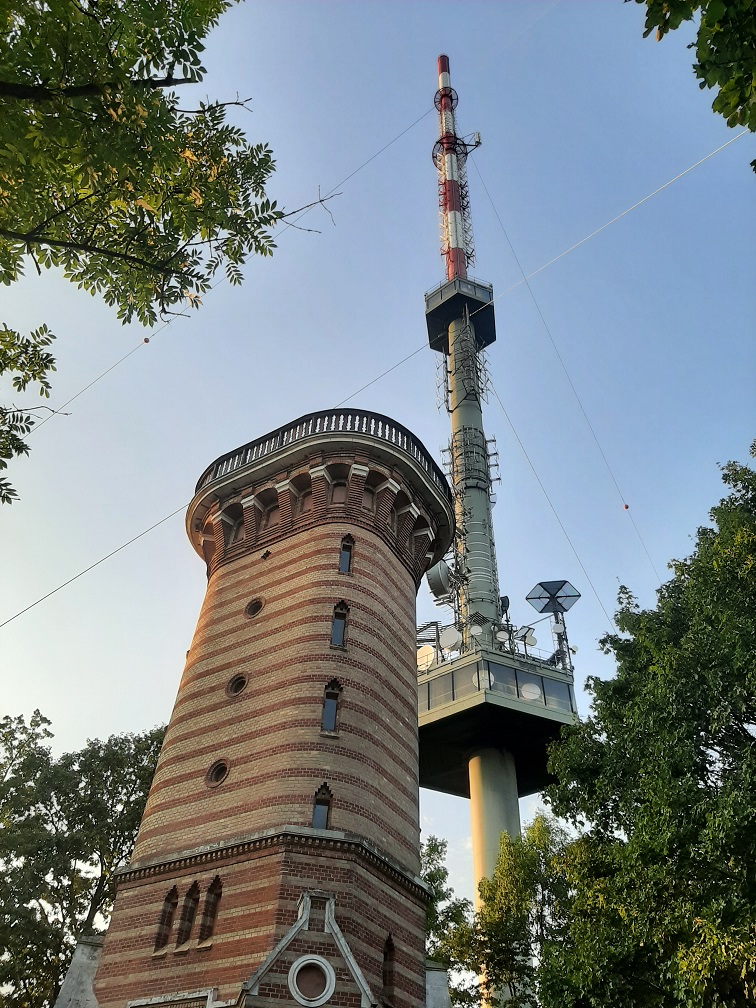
top-left (242, 893), bottom-right (375, 1008)
top-left (118, 827), bottom-right (428, 901)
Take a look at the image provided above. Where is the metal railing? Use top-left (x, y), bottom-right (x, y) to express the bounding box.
top-left (195, 409), bottom-right (452, 502)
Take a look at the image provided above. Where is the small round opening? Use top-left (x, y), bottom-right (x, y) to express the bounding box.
top-left (288, 956), bottom-right (336, 1007)
top-left (295, 964), bottom-right (327, 999)
top-left (244, 598), bottom-right (263, 619)
top-left (227, 674), bottom-right (248, 697)
top-left (206, 760), bottom-right (229, 787)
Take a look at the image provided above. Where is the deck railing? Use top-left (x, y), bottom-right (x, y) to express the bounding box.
top-left (195, 409), bottom-right (451, 502)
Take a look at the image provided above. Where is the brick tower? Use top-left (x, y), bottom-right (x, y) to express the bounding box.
top-left (91, 409), bottom-right (454, 1008)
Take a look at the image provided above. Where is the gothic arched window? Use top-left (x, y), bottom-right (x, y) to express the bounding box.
top-left (198, 876), bottom-right (222, 943)
top-left (154, 887), bottom-right (178, 951)
top-left (175, 881), bottom-right (200, 946)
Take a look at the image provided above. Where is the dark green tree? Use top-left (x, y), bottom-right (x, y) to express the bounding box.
top-left (0, 712), bottom-right (165, 1008)
top-left (0, 0), bottom-right (284, 502)
top-left (545, 441), bottom-right (756, 1005)
top-left (436, 444), bottom-right (756, 1007)
top-left (628, 0), bottom-right (756, 164)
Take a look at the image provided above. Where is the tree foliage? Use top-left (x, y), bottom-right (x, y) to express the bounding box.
top-left (629, 0), bottom-right (756, 163)
top-left (421, 834), bottom-right (472, 965)
top-left (545, 442), bottom-right (756, 1005)
top-left (0, 711), bottom-right (165, 1008)
top-left (439, 444), bottom-right (756, 1006)
top-left (0, 0), bottom-right (283, 502)
top-left (438, 815), bottom-right (573, 1008)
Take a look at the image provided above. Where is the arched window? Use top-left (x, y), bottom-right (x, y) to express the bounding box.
top-left (198, 876), bottom-right (222, 943)
top-left (154, 887), bottom-right (178, 951)
top-left (388, 506), bottom-right (398, 533)
top-left (222, 503), bottom-right (245, 545)
top-left (331, 482), bottom-right (348, 504)
top-left (201, 521), bottom-right (216, 568)
top-left (382, 935), bottom-right (395, 1005)
top-left (330, 602), bottom-right (349, 647)
top-left (262, 504), bottom-right (280, 529)
top-left (299, 491), bottom-right (313, 515)
top-left (312, 784), bottom-right (332, 830)
top-left (338, 535), bottom-right (354, 574)
top-left (175, 881), bottom-right (200, 946)
top-left (321, 680), bottom-right (342, 733)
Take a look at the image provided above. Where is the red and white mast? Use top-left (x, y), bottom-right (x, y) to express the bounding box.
top-left (434, 54), bottom-right (477, 281)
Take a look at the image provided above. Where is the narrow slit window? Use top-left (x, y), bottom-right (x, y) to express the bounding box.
top-left (338, 535), bottom-right (354, 574)
top-left (198, 876), bottom-right (222, 943)
top-left (321, 680), bottom-right (341, 732)
top-left (382, 936), bottom-right (396, 1005)
top-left (330, 602), bottom-right (348, 647)
top-left (175, 881), bottom-right (200, 946)
top-left (312, 785), bottom-right (332, 830)
top-left (154, 887), bottom-right (178, 951)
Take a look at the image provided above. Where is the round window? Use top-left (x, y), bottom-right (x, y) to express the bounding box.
top-left (227, 674), bottom-right (248, 697)
top-left (244, 598), bottom-right (264, 618)
top-left (288, 955), bottom-right (336, 1007)
top-left (206, 760), bottom-right (230, 787)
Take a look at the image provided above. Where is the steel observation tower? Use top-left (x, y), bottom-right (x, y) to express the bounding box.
top-left (418, 55), bottom-right (580, 901)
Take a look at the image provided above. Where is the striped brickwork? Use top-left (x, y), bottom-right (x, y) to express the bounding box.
top-left (94, 423), bottom-right (453, 1008)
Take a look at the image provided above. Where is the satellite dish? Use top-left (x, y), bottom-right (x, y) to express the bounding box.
top-left (526, 580), bottom-right (581, 614)
top-left (495, 628), bottom-right (511, 643)
top-left (439, 625), bottom-right (462, 649)
top-left (427, 561), bottom-right (452, 602)
top-left (470, 623), bottom-right (484, 637)
top-left (524, 633), bottom-right (537, 648)
top-left (520, 682), bottom-right (542, 701)
top-left (416, 644), bottom-right (436, 671)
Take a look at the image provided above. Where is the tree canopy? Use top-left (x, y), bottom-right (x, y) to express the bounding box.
top-left (0, 711), bottom-right (165, 1008)
top-left (436, 443), bottom-right (756, 1006)
top-left (0, 0), bottom-right (283, 502)
top-left (629, 0), bottom-right (756, 163)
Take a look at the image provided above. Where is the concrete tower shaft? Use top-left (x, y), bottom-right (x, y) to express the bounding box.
top-left (92, 410), bottom-right (454, 1008)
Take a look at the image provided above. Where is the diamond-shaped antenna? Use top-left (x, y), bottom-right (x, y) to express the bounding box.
top-left (526, 580), bottom-right (581, 614)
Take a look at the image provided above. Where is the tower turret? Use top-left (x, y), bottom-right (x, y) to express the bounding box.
top-left (92, 409), bottom-right (454, 1008)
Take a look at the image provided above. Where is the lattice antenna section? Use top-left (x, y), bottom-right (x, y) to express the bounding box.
top-left (433, 56), bottom-right (481, 282)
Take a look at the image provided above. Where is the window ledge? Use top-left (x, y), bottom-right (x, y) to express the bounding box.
top-left (320, 730), bottom-right (339, 738)
top-left (329, 644), bottom-right (347, 652)
top-left (151, 947), bottom-right (168, 958)
top-left (173, 942), bottom-right (192, 955)
top-left (197, 939), bottom-right (213, 950)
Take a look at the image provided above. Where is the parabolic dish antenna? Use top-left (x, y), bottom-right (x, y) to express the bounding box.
top-left (439, 625), bottom-right (462, 650)
top-left (427, 560), bottom-right (452, 602)
top-left (416, 644), bottom-right (436, 671)
top-left (526, 580), bottom-right (581, 614)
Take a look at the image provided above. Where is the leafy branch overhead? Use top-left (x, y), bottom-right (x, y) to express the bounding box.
top-left (630, 0), bottom-right (756, 163)
top-left (0, 0), bottom-right (288, 501)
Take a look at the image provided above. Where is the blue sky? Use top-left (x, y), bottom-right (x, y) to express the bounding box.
top-left (1, 1), bottom-right (754, 901)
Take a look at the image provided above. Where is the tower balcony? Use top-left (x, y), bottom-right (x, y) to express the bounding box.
top-left (417, 648), bottom-right (577, 799)
top-left (424, 275), bottom-right (496, 353)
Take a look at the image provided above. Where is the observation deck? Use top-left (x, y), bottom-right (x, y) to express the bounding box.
top-left (418, 647), bottom-right (576, 798)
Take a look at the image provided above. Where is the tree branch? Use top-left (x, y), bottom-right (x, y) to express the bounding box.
top-left (0, 228), bottom-right (178, 275)
top-left (0, 75), bottom-right (194, 101)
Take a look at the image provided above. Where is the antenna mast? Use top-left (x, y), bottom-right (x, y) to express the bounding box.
top-left (426, 54), bottom-right (500, 648)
